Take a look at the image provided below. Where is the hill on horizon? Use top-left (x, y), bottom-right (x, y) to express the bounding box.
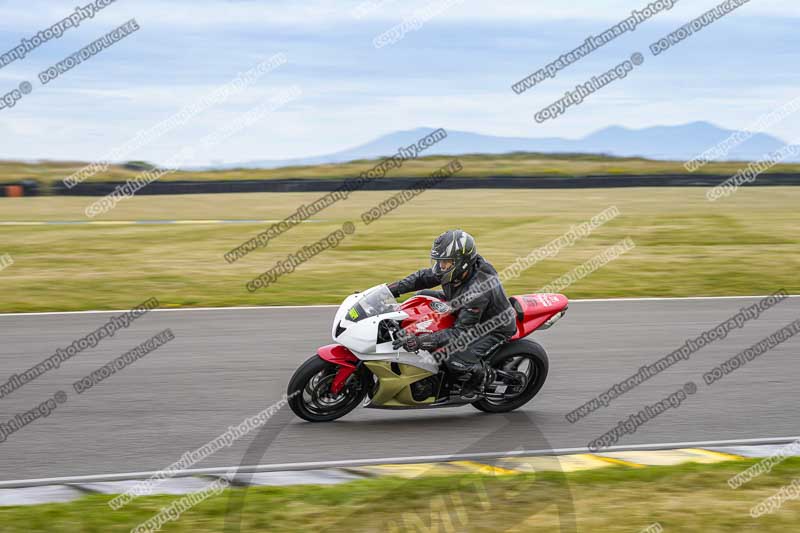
top-left (195, 122), bottom-right (795, 170)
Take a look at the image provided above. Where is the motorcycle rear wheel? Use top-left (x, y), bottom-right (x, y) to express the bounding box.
top-left (288, 355), bottom-right (367, 422)
top-left (472, 339), bottom-right (549, 413)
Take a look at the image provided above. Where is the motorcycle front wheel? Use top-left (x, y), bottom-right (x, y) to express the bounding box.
top-left (288, 355), bottom-right (367, 422)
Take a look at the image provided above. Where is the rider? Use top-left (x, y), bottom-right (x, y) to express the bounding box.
top-left (388, 230), bottom-right (517, 398)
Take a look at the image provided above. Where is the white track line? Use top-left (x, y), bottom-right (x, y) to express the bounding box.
top-left (0, 436), bottom-right (797, 489)
top-left (0, 295), bottom-right (796, 318)
top-left (0, 304), bottom-right (339, 317)
top-left (568, 295), bottom-right (798, 302)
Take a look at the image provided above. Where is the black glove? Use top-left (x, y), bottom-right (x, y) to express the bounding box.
top-left (392, 329), bottom-right (415, 350)
top-left (393, 330), bottom-right (436, 352)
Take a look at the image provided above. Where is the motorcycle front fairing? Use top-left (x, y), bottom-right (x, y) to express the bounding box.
top-left (330, 285), bottom-right (408, 354)
top-left (322, 285), bottom-right (443, 395)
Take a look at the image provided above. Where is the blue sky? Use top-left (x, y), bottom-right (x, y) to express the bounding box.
top-left (0, 0), bottom-right (798, 165)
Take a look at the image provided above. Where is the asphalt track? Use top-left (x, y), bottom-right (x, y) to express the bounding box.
top-left (1, 296), bottom-right (798, 481)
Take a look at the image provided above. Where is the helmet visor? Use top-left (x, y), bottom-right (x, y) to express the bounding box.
top-left (431, 258), bottom-right (456, 276)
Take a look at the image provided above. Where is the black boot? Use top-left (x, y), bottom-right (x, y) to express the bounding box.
top-left (458, 362), bottom-right (492, 399)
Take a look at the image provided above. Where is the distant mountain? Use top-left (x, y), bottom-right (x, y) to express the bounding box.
top-left (200, 122), bottom-right (796, 170)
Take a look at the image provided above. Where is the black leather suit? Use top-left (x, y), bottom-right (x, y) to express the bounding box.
top-left (388, 255), bottom-right (517, 376)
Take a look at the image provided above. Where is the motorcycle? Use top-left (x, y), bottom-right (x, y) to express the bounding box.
top-left (288, 284), bottom-right (568, 422)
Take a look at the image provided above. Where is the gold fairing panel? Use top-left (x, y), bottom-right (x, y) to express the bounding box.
top-left (364, 361), bottom-right (436, 406)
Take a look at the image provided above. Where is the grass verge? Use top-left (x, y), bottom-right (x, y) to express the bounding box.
top-left (1, 458), bottom-right (799, 532)
top-left (0, 187), bottom-right (798, 312)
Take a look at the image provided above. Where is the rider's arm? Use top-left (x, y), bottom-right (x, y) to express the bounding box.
top-left (388, 269), bottom-right (440, 297)
top-left (426, 292), bottom-right (489, 349)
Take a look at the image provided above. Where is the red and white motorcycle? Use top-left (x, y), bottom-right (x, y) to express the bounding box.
top-left (288, 284), bottom-right (568, 422)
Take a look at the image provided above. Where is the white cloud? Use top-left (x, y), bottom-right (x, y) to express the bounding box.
top-left (0, 0), bottom-right (797, 33)
top-left (0, 0), bottom-right (798, 164)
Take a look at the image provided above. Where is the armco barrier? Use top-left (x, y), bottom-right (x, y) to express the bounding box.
top-left (48, 173), bottom-right (800, 196)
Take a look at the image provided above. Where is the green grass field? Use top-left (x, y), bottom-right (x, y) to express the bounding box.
top-left (1, 458), bottom-right (799, 532)
top-left (0, 187), bottom-right (797, 312)
top-left (5, 152), bottom-right (800, 192)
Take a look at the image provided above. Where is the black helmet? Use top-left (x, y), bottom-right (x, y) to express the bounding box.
top-left (430, 230), bottom-right (478, 285)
